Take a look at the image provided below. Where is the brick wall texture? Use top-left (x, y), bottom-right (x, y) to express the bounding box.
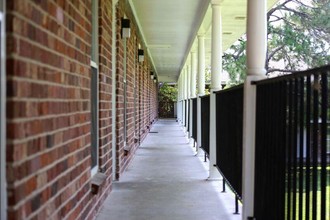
top-left (5, 0), bottom-right (158, 219)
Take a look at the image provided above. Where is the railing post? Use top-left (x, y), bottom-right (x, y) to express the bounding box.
top-left (197, 35), bottom-right (205, 154)
top-left (209, 91), bottom-right (218, 178)
top-left (182, 67), bottom-right (186, 128)
top-left (187, 63), bottom-right (191, 100)
top-left (189, 52), bottom-right (197, 140)
top-left (242, 0), bottom-right (267, 219)
top-left (182, 76), bottom-right (184, 125)
top-left (177, 74), bottom-right (182, 123)
top-left (185, 66), bottom-right (189, 131)
top-left (242, 77), bottom-right (261, 219)
top-left (209, 0), bottom-right (222, 180)
top-left (187, 62), bottom-right (191, 138)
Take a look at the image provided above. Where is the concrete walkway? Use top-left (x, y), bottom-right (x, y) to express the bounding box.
top-left (96, 119), bottom-right (241, 220)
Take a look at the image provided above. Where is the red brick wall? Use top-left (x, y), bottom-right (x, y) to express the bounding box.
top-left (115, 4), bottom-right (125, 178)
top-left (84, 0), bottom-right (114, 219)
top-left (5, 0), bottom-right (114, 219)
top-left (115, 1), bottom-right (133, 178)
top-left (5, 0), bottom-right (158, 218)
top-left (114, 1), bottom-right (158, 179)
top-left (98, 0), bottom-right (113, 176)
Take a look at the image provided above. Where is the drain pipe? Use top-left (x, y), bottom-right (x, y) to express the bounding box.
top-left (111, 0), bottom-right (118, 180)
top-left (133, 42), bottom-right (137, 144)
top-left (0, 2), bottom-right (7, 219)
top-left (123, 37), bottom-right (128, 151)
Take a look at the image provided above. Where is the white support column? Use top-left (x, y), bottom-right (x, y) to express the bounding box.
top-left (210, 0), bottom-right (223, 91)
top-left (191, 52), bottom-right (197, 99)
top-left (182, 68), bottom-right (187, 128)
top-left (179, 73), bottom-right (183, 124)
top-left (187, 63), bottom-right (191, 100)
top-left (184, 66), bottom-right (188, 100)
top-left (242, 0), bottom-right (267, 219)
top-left (177, 76), bottom-right (181, 123)
top-left (209, 0), bottom-right (222, 180)
top-left (197, 35), bottom-right (205, 152)
top-left (185, 66), bottom-right (189, 132)
top-left (180, 74), bottom-right (183, 123)
top-left (186, 63), bottom-right (191, 136)
top-left (189, 52), bottom-right (197, 140)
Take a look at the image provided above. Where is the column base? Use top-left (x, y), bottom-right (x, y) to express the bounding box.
top-left (208, 165), bottom-right (221, 180)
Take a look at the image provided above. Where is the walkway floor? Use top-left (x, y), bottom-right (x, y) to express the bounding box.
top-left (96, 119), bottom-right (241, 220)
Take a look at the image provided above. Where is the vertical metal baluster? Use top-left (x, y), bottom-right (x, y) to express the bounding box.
top-left (281, 81), bottom-right (288, 220)
top-left (298, 77), bottom-right (304, 220)
top-left (293, 78), bottom-right (298, 220)
top-left (287, 79), bottom-right (293, 220)
top-left (312, 74), bottom-right (319, 220)
top-left (222, 178), bottom-right (226, 192)
top-left (320, 72), bottom-right (328, 220)
top-left (305, 75), bottom-right (311, 220)
top-left (234, 195), bottom-right (239, 214)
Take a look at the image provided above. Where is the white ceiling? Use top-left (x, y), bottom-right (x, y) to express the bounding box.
top-left (129, 0), bottom-right (279, 83)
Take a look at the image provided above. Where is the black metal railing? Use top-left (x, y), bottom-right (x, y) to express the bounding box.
top-left (181, 100), bottom-right (184, 123)
top-left (215, 85), bottom-right (244, 200)
top-left (187, 100), bottom-right (190, 132)
top-left (159, 101), bottom-right (175, 118)
top-left (201, 95), bottom-right (210, 156)
top-left (192, 98), bottom-right (197, 141)
top-left (184, 100), bottom-right (187, 127)
top-left (254, 65), bottom-right (330, 220)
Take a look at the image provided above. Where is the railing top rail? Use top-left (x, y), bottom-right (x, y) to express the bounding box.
top-left (213, 84), bottom-right (244, 94)
top-left (199, 94), bottom-right (210, 98)
top-left (252, 65), bottom-right (330, 86)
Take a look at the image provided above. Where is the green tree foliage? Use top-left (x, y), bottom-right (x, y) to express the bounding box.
top-left (158, 83), bottom-right (177, 103)
top-left (158, 83), bottom-right (177, 117)
top-left (204, 67), bottom-right (211, 94)
top-left (223, 39), bottom-right (247, 85)
top-left (223, 0), bottom-right (330, 85)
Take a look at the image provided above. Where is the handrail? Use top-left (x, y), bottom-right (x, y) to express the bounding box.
top-left (252, 65), bottom-right (330, 85)
top-left (213, 84), bottom-right (244, 94)
top-left (199, 94), bottom-right (210, 98)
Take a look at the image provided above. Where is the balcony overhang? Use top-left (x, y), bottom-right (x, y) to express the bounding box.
top-left (129, 0), bottom-right (279, 83)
